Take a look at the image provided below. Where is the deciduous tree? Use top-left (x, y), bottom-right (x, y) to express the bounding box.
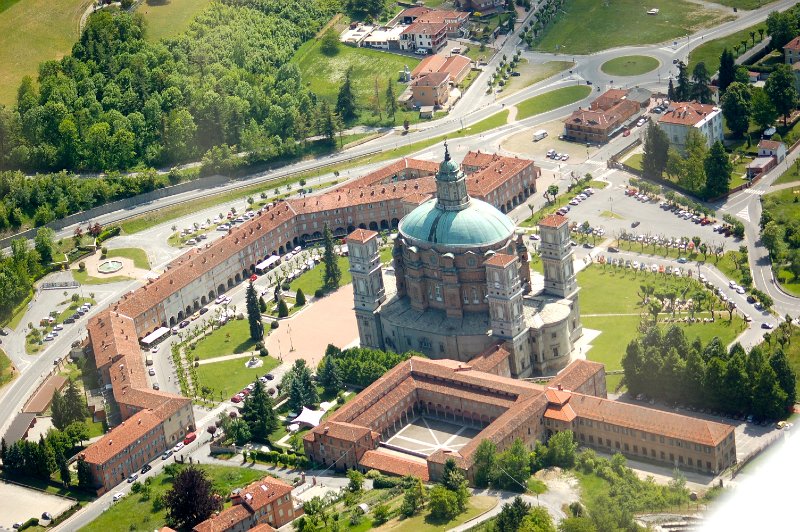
top-left (765, 64), bottom-right (798, 126)
top-left (720, 82), bottom-right (751, 138)
top-left (165, 467), bottom-right (222, 530)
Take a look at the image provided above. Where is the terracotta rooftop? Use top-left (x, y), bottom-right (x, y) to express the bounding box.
top-left (346, 228), bottom-right (378, 244)
top-left (360, 449), bottom-right (430, 481)
top-left (484, 253), bottom-right (517, 268)
top-left (539, 214), bottom-right (568, 228)
top-left (337, 158), bottom-right (438, 190)
top-left (569, 394), bottom-right (734, 446)
top-left (417, 10), bottom-right (469, 24)
top-left (233, 476), bottom-right (293, 512)
top-left (544, 403), bottom-right (577, 423)
top-left (784, 36), bottom-right (800, 52)
top-left (467, 344), bottom-right (510, 374)
top-left (658, 102), bottom-right (719, 126)
top-left (402, 21), bottom-right (446, 36)
top-left (758, 139), bottom-right (783, 150)
top-left (544, 387), bottom-right (572, 405)
top-left (23, 375), bottom-right (67, 414)
top-left (192, 504), bottom-right (251, 532)
top-left (83, 410), bottom-right (162, 465)
top-left (401, 6), bottom-right (432, 18)
top-left (413, 72), bottom-right (450, 87)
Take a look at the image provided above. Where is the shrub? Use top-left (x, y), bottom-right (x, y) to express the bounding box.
top-left (277, 299), bottom-right (289, 318)
top-left (372, 474), bottom-right (398, 489)
top-left (314, 288), bottom-right (325, 298)
top-left (259, 345), bottom-right (269, 357)
top-left (295, 288), bottom-right (306, 306)
top-left (18, 518), bottom-right (39, 531)
top-left (271, 320), bottom-right (280, 329)
top-left (130, 481), bottom-right (143, 493)
top-left (78, 261), bottom-right (85, 271)
top-left (281, 282), bottom-right (291, 291)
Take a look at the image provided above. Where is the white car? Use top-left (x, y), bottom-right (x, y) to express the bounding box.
top-left (561, 154), bottom-right (570, 161)
top-left (53, 324), bottom-right (63, 331)
top-left (632, 261), bottom-right (640, 269)
top-left (148, 368), bottom-right (156, 376)
top-left (173, 442), bottom-right (184, 452)
top-left (736, 286), bottom-right (746, 294)
top-left (113, 493), bottom-right (124, 502)
top-left (150, 347), bottom-right (158, 354)
top-left (728, 280), bottom-right (737, 288)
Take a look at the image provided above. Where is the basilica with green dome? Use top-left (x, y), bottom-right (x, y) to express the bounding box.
top-left (346, 146), bottom-right (583, 378)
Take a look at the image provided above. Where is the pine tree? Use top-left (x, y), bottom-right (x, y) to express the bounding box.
top-left (691, 62), bottom-right (712, 104)
top-left (676, 61), bottom-right (690, 101)
top-left (295, 288), bottom-right (306, 307)
top-left (246, 281), bottom-right (263, 341)
top-left (641, 122), bottom-right (669, 178)
top-left (77, 457), bottom-right (93, 488)
top-left (385, 78), bottom-right (397, 120)
top-left (336, 67), bottom-right (357, 122)
top-left (277, 298), bottom-right (289, 318)
top-left (322, 224), bottom-right (341, 290)
top-left (770, 349), bottom-right (797, 407)
top-left (63, 379), bottom-right (88, 427)
top-left (667, 78), bottom-right (675, 101)
top-left (59, 458), bottom-right (71, 486)
top-left (718, 48), bottom-right (736, 93)
top-left (318, 355), bottom-right (343, 395)
top-left (240, 380), bottom-right (277, 443)
top-left (0, 437), bottom-right (6, 462)
top-left (51, 388), bottom-right (66, 430)
top-left (704, 141), bottom-right (732, 199)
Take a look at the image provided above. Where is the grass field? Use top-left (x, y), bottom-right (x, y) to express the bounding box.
top-left (0, 348), bottom-right (15, 388)
top-left (79, 464), bottom-right (265, 532)
top-left (707, 0), bottom-right (777, 9)
top-left (625, 152), bottom-right (643, 171)
top-left (388, 495), bottom-right (497, 532)
top-left (290, 256), bottom-right (351, 295)
top-left (515, 85), bottom-right (591, 120)
top-left (689, 20), bottom-right (767, 73)
top-left (106, 248), bottom-right (151, 270)
top-left (578, 265), bottom-right (745, 383)
top-left (600, 55), bottom-right (660, 76)
top-left (713, 250), bottom-right (751, 287)
top-left (138, 0), bottom-right (213, 42)
top-left (192, 319), bottom-right (261, 361)
top-left (773, 163), bottom-right (800, 185)
top-left (498, 60), bottom-right (574, 99)
top-left (72, 267), bottom-right (132, 285)
top-left (534, 0), bottom-right (732, 55)
top-left (195, 354), bottom-right (279, 398)
top-left (292, 38), bottom-right (423, 128)
top-left (0, 0), bottom-right (91, 105)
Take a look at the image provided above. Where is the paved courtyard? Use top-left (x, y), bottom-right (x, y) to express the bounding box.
top-left (0, 480), bottom-right (74, 529)
top-left (384, 417), bottom-right (481, 457)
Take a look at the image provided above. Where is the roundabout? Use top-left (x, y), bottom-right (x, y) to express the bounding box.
top-left (600, 55), bottom-right (660, 77)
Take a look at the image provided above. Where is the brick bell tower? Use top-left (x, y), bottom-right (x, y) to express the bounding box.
top-left (347, 229), bottom-right (385, 349)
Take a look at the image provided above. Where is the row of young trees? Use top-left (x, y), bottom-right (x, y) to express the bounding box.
top-left (0, 0), bottom-right (341, 173)
top-left (622, 324), bottom-right (796, 420)
top-left (761, 181), bottom-right (800, 283)
top-left (641, 123), bottom-right (732, 199)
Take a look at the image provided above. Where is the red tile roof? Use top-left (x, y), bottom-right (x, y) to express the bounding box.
top-left (484, 253), bottom-right (517, 268)
top-left (549, 360), bottom-right (605, 391)
top-left (360, 449), bottom-right (430, 480)
top-left (402, 22), bottom-right (447, 36)
top-left (569, 394), bottom-right (734, 446)
top-left (544, 403), bottom-right (577, 423)
top-left (416, 10), bottom-right (469, 25)
top-left (758, 139), bottom-right (783, 150)
top-left (234, 476), bottom-right (293, 512)
top-left (193, 505), bottom-right (251, 532)
top-left (83, 410), bottom-right (162, 465)
top-left (337, 158), bottom-right (438, 190)
top-left (658, 101), bottom-right (718, 126)
top-left (413, 72), bottom-right (450, 87)
top-left (539, 214), bottom-right (568, 228)
top-left (347, 228), bottom-right (377, 244)
top-left (544, 387), bottom-right (571, 405)
top-left (467, 344), bottom-right (510, 374)
top-left (784, 36), bottom-right (800, 52)
top-left (401, 6), bottom-right (433, 18)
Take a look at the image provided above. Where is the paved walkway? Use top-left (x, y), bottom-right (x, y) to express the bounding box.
top-left (196, 351), bottom-right (260, 366)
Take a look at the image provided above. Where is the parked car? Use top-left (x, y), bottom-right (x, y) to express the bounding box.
top-left (127, 473), bottom-right (139, 483)
top-left (161, 450), bottom-right (173, 460)
top-left (180, 320), bottom-right (190, 328)
top-left (230, 395), bottom-right (242, 403)
top-left (183, 432), bottom-right (197, 445)
top-left (148, 368), bottom-right (156, 376)
top-left (173, 442), bottom-right (185, 452)
top-left (113, 493), bottom-right (124, 502)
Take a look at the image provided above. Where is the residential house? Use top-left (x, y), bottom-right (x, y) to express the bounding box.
top-left (412, 54), bottom-right (472, 84)
top-left (410, 72), bottom-right (451, 108)
top-left (399, 22), bottom-right (447, 54)
top-left (657, 101), bottom-right (723, 153)
top-left (748, 139), bottom-right (787, 178)
top-left (415, 10), bottom-right (470, 37)
top-left (193, 476), bottom-right (302, 532)
top-left (783, 36), bottom-right (800, 65)
top-left (457, 0), bottom-right (505, 15)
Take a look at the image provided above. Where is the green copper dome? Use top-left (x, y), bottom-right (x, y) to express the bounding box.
top-left (399, 198), bottom-right (515, 247)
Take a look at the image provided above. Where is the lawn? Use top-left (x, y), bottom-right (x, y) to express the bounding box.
top-left (292, 38), bottom-right (424, 128)
top-left (533, 0), bottom-right (732, 55)
top-left (195, 355), bottom-right (279, 398)
top-left (498, 60), bottom-right (574, 99)
top-left (689, 20), bottom-right (767, 74)
top-left (139, 0), bottom-right (213, 42)
top-left (0, 348), bottom-right (15, 388)
top-left (515, 85), bottom-right (591, 121)
top-left (106, 248), bottom-right (151, 270)
top-left (625, 152), bottom-right (643, 171)
top-left (55, 296), bottom-right (96, 324)
top-left (600, 55), bottom-right (660, 76)
top-left (577, 265), bottom-right (745, 382)
top-left (707, 1), bottom-right (777, 9)
top-left (0, 0), bottom-right (90, 105)
top-left (79, 464), bottom-right (266, 532)
top-left (776, 266), bottom-right (800, 297)
top-left (782, 325), bottom-right (800, 395)
top-left (191, 319), bottom-right (261, 361)
top-left (289, 256), bottom-right (352, 295)
top-left (387, 495), bottom-right (497, 532)
top-left (773, 163), bottom-right (800, 185)
top-left (713, 250), bottom-right (751, 287)
top-left (72, 267), bottom-right (133, 285)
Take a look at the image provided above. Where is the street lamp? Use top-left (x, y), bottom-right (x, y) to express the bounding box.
top-left (609, 197), bottom-right (614, 214)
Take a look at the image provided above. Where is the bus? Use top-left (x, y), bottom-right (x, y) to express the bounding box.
top-left (140, 326), bottom-right (170, 350)
top-left (255, 255), bottom-right (281, 275)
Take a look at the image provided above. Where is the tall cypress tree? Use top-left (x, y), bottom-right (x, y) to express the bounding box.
top-left (336, 67), bottom-right (357, 122)
top-left (718, 48), bottom-right (736, 94)
top-left (322, 224), bottom-right (341, 290)
top-left (704, 141), bottom-right (732, 199)
top-left (63, 379), bottom-right (88, 427)
top-left (245, 281), bottom-right (263, 341)
top-left (676, 61), bottom-right (691, 101)
top-left (240, 380), bottom-right (277, 442)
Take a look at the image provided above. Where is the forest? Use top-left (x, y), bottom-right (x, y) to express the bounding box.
top-left (0, 0), bottom-right (341, 173)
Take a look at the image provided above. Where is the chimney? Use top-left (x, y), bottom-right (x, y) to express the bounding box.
top-left (557, 384), bottom-right (563, 391)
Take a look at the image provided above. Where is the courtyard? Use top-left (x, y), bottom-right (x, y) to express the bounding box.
top-left (0, 480), bottom-right (75, 529)
top-left (384, 416), bottom-right (482, 457)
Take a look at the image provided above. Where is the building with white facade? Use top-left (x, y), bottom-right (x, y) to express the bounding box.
top-left (657, 101), bottom-right (723, 153)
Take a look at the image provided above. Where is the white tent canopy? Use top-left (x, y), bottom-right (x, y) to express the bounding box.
top-left (293, 407), bottom-right (325, 428)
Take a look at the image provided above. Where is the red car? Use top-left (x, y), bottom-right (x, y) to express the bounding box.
top-left (241, 389), bottom-right (251, 396)
top-left (230, 396), bottom-right (241, 403)
top-left (249, 274), bottom-right (258, 282)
